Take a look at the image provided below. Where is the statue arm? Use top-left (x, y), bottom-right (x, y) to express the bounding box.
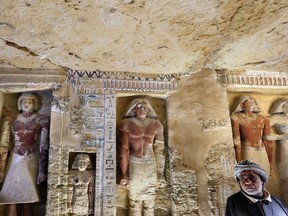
top-left (67, 174), bottom-right (74, 213)
top-left (37, 116), bottom-right (50, 184)
top-left (88, 173), bottom-right (95, 214)
top-left (117, 123), bottom-right (130, 186)
top-left (231, 116), bottom-right (241, 162)
top-left (263, 118), bottom-right (274, 167)
top-left (154, 122), bottom-right (166, 187)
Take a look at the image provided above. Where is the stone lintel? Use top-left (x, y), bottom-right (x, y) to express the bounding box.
top-left (0, 68), bottom-right (66, 92)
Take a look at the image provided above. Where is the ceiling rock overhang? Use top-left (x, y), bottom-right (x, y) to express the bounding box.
top-left (0, 0), bottom-right (287, 76)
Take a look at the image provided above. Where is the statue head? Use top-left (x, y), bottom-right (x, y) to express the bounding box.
top-left (269, 98), bottom-right (288, 114)
top-left (17, 93), bottom-right (39, 112)
top-left (72, 153), bottom-right (92, 171)
top-left (124, 98), bottom-right (158, 119)
top-left (232, 95), bottom-right (260, 114)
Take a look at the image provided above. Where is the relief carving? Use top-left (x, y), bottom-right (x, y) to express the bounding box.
top-left (68, 153), bottom-right (95, 216)
top-left (79, 95), bottom-right (105, 147)
top-left (199, 118), bottom-right (227, 131)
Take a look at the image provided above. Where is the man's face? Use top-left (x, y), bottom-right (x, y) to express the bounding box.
top-left (241, 99), bottom-right (253, 112)
top-left (21, 98), bottom-right (34, 113)
top-left (133, 102), bottom-right (149, 120)
top-left (239, 170), bottom-right (263, 197)
top-left (77, 157), bottom-right (90, 171)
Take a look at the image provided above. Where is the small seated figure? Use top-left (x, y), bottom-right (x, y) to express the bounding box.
top-left (68, 153), bottom-right (95, 216)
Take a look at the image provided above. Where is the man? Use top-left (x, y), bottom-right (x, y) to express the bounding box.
top-left (230, 95), bottom-right (273, 175)
top-left (117, 98), bottom-right (166, 216)
top-left (225, 160), bottom-right (288, 216)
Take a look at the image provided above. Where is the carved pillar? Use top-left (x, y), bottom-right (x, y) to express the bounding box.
top-left (47, 83), bottom-right (71, 216)
top-left (70, 78), bottom-right (117, 215)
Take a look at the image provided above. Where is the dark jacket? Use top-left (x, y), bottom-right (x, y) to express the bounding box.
top-left (225, 191), bottom-right (288, 216)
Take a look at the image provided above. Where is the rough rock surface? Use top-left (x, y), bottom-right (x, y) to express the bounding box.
top-left (1, 0), bottom-right (288, 74)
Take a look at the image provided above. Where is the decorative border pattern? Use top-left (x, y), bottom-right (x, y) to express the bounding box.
top-left (217, 70), bottom-right (288, 88)
top-left (67, 69), bottom-right (181, 92)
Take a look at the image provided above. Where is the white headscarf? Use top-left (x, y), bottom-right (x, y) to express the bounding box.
top-left (234, 160), bottom-right (268, 184)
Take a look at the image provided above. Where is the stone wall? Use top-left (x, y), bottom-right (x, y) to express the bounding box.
top-left (0, 68), bottom-right (287, 215)
top-left (167, 69), bottom-right (237, 215)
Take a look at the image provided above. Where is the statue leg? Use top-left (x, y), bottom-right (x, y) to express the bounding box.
top-left (143, 200), bottom-right (154, 216)
top-left (20, 203), bottom-right (34, 216)
top-left (5, 204), bottom-right (17, 216)
top-left (128, 199), bottom-right (142, 216)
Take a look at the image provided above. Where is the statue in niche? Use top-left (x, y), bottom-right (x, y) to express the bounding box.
top-left (0, 93), bottom-right (49, 215)
top-left (68, 153), bottom-right (95, 216)
top-left (230, 95), bottom-right (273, 175)
top-left (117, 98), bottom-right (166, 216)
top-left (267, 98), bottom-right (288, 204)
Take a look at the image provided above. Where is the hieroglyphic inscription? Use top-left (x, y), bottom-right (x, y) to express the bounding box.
top-left (103, 92), bottom-right (116, 215)
top-left (80, 94), bottom-right (105, 147)
top-left (73, 78), bottom-right (117, 216)
top-left (198, 118), bottom-right (227, 131)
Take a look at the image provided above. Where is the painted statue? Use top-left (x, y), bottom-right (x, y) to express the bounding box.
top-left (117, 98), bottom-right (166, 216)
top-left (0, 93), bottom-right (49, 215)
top-left (230, 95), bottom-right (273, 175)
top-left (268, 98), bottom-right (288, 204)
top-left (68, 153), bottom-right (95, 216)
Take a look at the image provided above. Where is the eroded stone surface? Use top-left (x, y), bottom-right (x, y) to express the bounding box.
top-left (167, 69), bottom-right (237, 215)
top-left (0, 0), bottom-right (288, 74)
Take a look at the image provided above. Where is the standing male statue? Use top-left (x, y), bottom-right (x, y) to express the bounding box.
top-left (230, 95), bottom-right (273, 175)
top-left (117, 98), bottom-right (166, 216)
top-left (0, 93), bottom-right (49, 216)
top-left (268, 98), bottom-right (288, 204)
top-left (68, 153), bottom-right (95, 216)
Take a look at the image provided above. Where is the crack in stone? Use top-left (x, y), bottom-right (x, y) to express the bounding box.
top-left (243, 61), bottom-right (266, 66)
top-left (5, 40), bottom-right (37, 56)
top-left (3, 39), bottom-right (63, 69)
top-left (267, 20), bottom-right (288, 33)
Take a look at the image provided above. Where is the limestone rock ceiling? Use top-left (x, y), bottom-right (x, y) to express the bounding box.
top-left (0, 0), bottom-right (288, 75)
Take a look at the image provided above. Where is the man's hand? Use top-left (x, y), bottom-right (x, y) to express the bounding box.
top-left (157, 175), bottom-right (166, 188)
top-left (120, 179), bottom-right (129, 187)
top-left (37, 172), bottom-right (47, 184)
